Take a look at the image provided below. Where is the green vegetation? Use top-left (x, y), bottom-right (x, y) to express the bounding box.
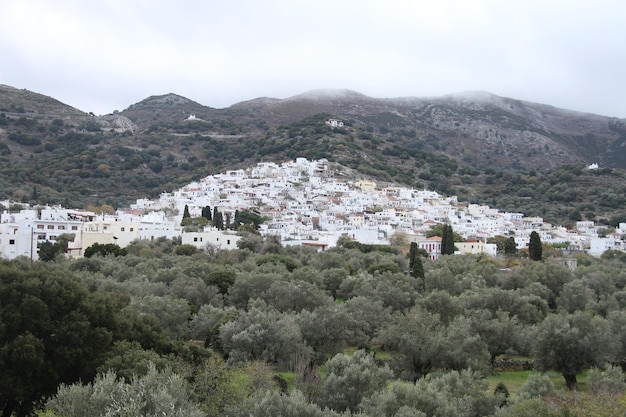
top-left (2, 235), bottom-right (626, 416)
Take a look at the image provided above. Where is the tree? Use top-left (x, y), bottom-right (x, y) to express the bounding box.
top-left (426, 224), bottom-right (464, 242)
top-left (38, 234), bottom-right (76, 261)
top-left (504, 236), bottom-right (517, 255)
top-left (125, 295), bottom-right (192, 340)
top-left (225, 390), bottom-right (342, 417)
top-left (316, 350), bottom-right (393, 413)
top-left (213, 206), bottom-right (224, 230)
top-left (408, 242), bottom-right (425, 279)
top-left (440, 224), bottom-right (449, 256)
top-left (529, 231), bottom-right (542, 261)
top-left (0, 262), bottom-right (120, 417)
top-left (46, 364), bottom-right (204, 417)
top-left (586, 365), bottom-right (626, 395)
top-left (38, 241), bottom-right (62, 261)
top-left (183, 204), bottom-right (191, 219)
top-left (83, 242), bottom-right (127, 258)
top-left (186, 355), bottom-right (277, 417)
top-left (219, 299), bottom-right (309, 366)
top-left (360, 370), bottom-right (500, 417)
top-left (233, 209), bottom-right (264, 230)
top-left (202, 205), bottom-right (212, 221)
top-left (516, 373), bottom-right (556, 400)
top-left (532, 312), bottom-right (619, 390)
top-left (174, 244), bottom-right (199, 256)
top-left (440, 224), bottom-right (455, 255)
top-left (380, 308), bottom-right (490, 381)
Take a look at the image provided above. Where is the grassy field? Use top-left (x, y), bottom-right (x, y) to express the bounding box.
top-left (487, 370), bottom-right (589, 395)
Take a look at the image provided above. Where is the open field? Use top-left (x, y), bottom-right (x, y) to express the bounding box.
top-left (488, 370), bottom-right (589, 395)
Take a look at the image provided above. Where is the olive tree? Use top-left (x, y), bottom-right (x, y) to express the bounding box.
top-left (219, 299), bottom-right (310, 366)
top-left (225, 390), bottom-right (343, 417)
top-left (360, 370), bottom-right (500, 417)
top-left (532, 311), bottom-right (620, 390)
top-left (46, 364), bottom-right (203, 417)
top-left (380, 308), bottom-right (490, 381)
top-left (316, 349), bottom-right (393, 413)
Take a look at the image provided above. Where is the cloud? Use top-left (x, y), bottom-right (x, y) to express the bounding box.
top-left (1, 0), bottom-right (625, 117)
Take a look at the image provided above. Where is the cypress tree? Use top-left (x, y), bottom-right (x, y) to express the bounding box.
top-left (440, 224), bottom-right (449, 256)
top-left (408, 242), bottom-right (425, 279)
top-left (213, 207), bottom-right (224, 230)
top-left (529, 231), bottom-right (542, 261)
top-left (183, 204), bottom-right (190, 219)
top-left (408, 242), bottom-right (418, 271)
top-left (440, 224), bottom-right (455, 255)
top-left (202, 205), bottom-right (212, 221)
top-left (504, 236), bottom-right (517, 255)
top-left (445, 224), bottom-right (455, 255)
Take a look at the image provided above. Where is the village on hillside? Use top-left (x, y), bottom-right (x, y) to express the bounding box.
top-left (1, 157), bottom-right (624, 262)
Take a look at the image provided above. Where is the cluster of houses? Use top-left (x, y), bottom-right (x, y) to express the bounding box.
top-left (1, 157), bottom-right (624, 262)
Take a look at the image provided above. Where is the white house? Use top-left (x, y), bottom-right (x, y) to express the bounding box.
top-left (181, 230), bottom-right (241, 251)
top-left (417, 236), bottom-right (442, 260)
top-left (455, 241), bottom-right (498, 257)
top-left (325, 119), bottom-right (344, 128)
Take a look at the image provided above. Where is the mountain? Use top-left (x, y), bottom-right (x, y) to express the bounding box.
top-left (240, 88), bottom-right (626, 170)
top-left (0, 85), bottom-right (624, 226)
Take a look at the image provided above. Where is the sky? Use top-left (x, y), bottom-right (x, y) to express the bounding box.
top-left (1, 0), bottom-right (625, 117)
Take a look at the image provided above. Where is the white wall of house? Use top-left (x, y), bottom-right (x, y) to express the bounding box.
top-left (182, 230), bottom-right (241, 251)
top-left (455, 241), bottom-right (498, 257)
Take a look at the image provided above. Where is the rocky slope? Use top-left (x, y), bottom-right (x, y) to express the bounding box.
top-left (0, 84), bottom-right (624, 226)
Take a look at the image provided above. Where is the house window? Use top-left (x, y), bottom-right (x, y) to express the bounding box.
top-left (71, 226), bottom-right (78, 230)
top-left (121, 227), bottom-right (125, 232)
top-left (58, 225), bottom-right (65, 230)
top-left (194, 237), bottom-right (198, 242)
top-left (9, 239), bottom-right (14, 245)
top-left (47, 225), bottom-right (54, 230)
top-left (130, 228), bottom-right (134, 232)
top-left (50, 236), bottom-right (57, 240)
top-left (37, 224), bottom-right (44, 229)
top-left (227, 239), bottom-right (231, 245)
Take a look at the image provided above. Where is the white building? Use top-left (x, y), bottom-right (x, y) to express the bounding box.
top-left (182, 230), bottom-right (241, 251)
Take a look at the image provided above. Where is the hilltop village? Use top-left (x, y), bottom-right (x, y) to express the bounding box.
top-left (1, 157), bottom-right (624, 261)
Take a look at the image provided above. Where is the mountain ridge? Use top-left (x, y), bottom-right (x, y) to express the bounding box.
top-left (0, 84), bottom-right (624, 226)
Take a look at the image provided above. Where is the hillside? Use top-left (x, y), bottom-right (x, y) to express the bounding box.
top-left (0, 84), bottom-right (624, 226)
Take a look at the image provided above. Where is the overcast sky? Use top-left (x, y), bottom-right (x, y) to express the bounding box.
top-left (1, 1), bottom-right (625, 117)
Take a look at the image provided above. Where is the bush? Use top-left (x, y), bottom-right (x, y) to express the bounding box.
top-left (516, 373), bottom-right (555, 400)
